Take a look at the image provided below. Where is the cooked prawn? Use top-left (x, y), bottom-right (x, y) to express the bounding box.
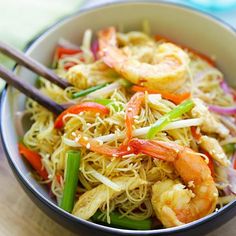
top-left (98, 27), bottom-right (117, 57)
top-left (98, 27), bottom-right (190, 92)
top-left (129, 139), bottom-right (218, 227)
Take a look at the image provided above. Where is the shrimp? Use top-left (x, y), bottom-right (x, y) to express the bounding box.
top-left (129, 139), bottom-right (218, 227)
top-left (98, 27), bottom-right (190, 92)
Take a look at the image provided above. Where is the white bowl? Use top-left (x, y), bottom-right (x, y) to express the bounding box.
top-left (1, 1), bottom-right (236, 235)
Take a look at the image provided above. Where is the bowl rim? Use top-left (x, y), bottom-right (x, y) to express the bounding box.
top-left (1, 0), bottom-right (236, 235)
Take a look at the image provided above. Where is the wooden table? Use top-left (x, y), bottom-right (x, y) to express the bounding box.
top-left (0, 140), bottom-right (235, 235)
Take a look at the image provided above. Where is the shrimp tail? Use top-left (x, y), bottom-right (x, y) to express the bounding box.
top-left (129, 139), bottom-right (181, 162)
top-left (98, 26), bottom-right (117, 57)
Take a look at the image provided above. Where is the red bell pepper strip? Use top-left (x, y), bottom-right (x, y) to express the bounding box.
top-left (55, 47), bottom-right (82, 60)
top-left (18, 144), bottom-right (48, 180)
top-left (52, 47), bottom-right (82, 68)
top-left (54, 102), bottom-right (110, 129)
top-left (125, 92), bottom-right (145, 142)
top-left (131, 85), bottom-right (190, 105)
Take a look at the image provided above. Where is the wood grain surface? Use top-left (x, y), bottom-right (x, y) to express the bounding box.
top-left (0, 141), bottom-right (235, 236)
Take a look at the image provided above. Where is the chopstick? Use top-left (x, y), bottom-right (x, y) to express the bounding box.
top-left (0, 41), bottom-right (71, 89)
top-left (0, 41), bottom-right (71, 115)
top-left (0, 65), bottom-right (64, 115)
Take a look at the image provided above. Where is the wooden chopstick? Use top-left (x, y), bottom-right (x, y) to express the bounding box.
top-left (0, 65), bottom-right (64, 115)
top-left (0, 41), bottom-right (71, 89)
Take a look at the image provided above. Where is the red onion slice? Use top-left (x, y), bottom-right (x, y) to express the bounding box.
top-left (220, 80), bottom-right (231, 94)
top-left (208, 105), bottom-right (236, 115)
top-left (223, 186), bottom-right (232, 196)
top-left (91, 40), bottom-right (99, 60)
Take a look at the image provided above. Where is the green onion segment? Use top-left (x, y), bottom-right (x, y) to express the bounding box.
top-left (147, 99), bottom-right (194, 139)
top-left (91, 211), bottom-right (152, 230)
top-left (60, 150), bottom-right (81, 212)
top-left (72, 83), bottom-right (107, 99)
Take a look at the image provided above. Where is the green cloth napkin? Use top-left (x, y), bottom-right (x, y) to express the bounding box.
top-left (0, 0), bottom-right (84, 90)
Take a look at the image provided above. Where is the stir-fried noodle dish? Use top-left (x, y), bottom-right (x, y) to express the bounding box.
top-left (18, 25), bottom-right (236, 229)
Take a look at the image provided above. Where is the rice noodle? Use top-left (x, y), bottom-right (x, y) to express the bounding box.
top-left (87, 81), bottom-right (121, 99)
top-left (95, 118), bottom-right (202, 143)
top-left (87, 166), bottom-right (122, 191)
top-left (21, 27), bottom-right (236, 228)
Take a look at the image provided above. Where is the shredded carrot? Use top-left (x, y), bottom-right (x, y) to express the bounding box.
top-left (18, 144), bottom-right (48, 180)
top-left (208, 157), bottom-right (215, 177)
top-left (190, 126), bottom-right (202, 142)
top-left (154, 35), bottom-right (216, 66)
top-left (186, 47), bottom-right (215, 66)
top-left (56, 47), bottom-right (82, 59)
top-left (154, 35), bottom-right (173, 42)
top-left (202, 150), bottom-right (215, 177)
top-left (131, 85), bottom-right (190, 104)
top-left (56, 174), bottom-right (63, 185)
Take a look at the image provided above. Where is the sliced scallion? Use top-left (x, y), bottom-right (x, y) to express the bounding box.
top-left (94, 98), bottom-right (122, 112)
top-left (223, 143), bottom-right (235, 156)
top-left (91, 211), bottom-right (152, 230)
top-left (147, 99), bottom-right (194, 139)
top-left (60, 150), bottom-right (81, 212)
top-left (72, 83), bottom-right (107, 99)
top-left (94, 98), bottom-right (113, 106)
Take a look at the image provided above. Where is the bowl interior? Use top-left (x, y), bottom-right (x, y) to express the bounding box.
top-left (1, 1), bottom-right (236, 234)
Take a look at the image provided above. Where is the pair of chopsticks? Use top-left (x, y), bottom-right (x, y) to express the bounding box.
top-left (0, 41), bottom-right (72, 115)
